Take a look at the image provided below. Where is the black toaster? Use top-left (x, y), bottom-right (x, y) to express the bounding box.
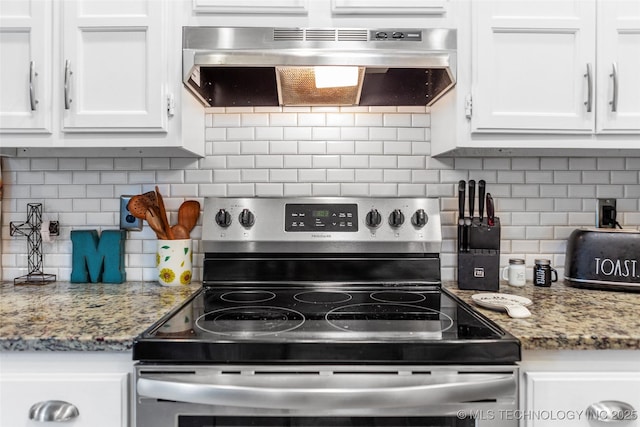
top-left (564, 228), bottom-right (640, 292)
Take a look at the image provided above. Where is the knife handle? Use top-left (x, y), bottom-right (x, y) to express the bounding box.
top-left (486, 193), bottom-right (495, 226)
top-left (478, 180), bottom-right (486, 220)
top-left (458, 180), bottom-right (466, 220)
top-left (468, 179), bottom-right (475, 219)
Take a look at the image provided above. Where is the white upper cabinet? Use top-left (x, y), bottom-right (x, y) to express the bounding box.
top-left (61, 0), bottom-right (166, 132)
top-left (0, 0), bottom-right (202, 156)
top-left (330, 0), bottom-right (447, 16)
top-left (192, 0), bottom-right (308, 15)
top-left (471, 0), bottom-right (640, 135)
top-left (597, 0), bottom-right (640, 132)
top-left (0, 0), bottom-right (52, 132)
top-left (472, 0), bottom-right (596, 133)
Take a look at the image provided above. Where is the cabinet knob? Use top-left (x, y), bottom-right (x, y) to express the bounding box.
top-left (586, 400), bottom-right (637, 422)
top-left (29, 400), bottom-right (79, 422)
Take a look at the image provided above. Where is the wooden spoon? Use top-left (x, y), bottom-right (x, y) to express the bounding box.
top-left (127, 195), bottom-right (150, 220)
top-left (171, 224), bottom-right (190, 240)
top-left (177, 200), bottom-right (200, 233)
top-left (145, 207), bottom-right (168, 240)
top-left (155, 185), bottom-right (174, 240)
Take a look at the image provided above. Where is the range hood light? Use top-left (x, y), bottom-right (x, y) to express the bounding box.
top-left (314, 66), bottom-right (359, 88)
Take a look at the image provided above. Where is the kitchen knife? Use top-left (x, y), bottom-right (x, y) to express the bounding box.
top-left (458, 180), bottom-right (466, 252)
top-left (468, 180), bottom-right (475, 219)
top-left (478, 179), bottom-right (486, 222)
top-left (465, 179), bottom-right (475, 252)
top-left (486, 193), bottom-right (495, 227)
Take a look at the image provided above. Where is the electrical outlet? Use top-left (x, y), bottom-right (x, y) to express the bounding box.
top-left (596, 198), bottom-right (617, 228)
top-left (120, 196), bottom-right (143, 231)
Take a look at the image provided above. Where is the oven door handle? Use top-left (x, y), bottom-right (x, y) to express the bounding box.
top-left (137, 374), bottom-right (515, 410)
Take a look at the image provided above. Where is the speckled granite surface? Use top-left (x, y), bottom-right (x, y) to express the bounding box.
top-left (0, 281), bottom-right (200, 351)
top-left (2, 280), bottom-right (639, 352)
top-left (445, 282), bottom-right (640, 351)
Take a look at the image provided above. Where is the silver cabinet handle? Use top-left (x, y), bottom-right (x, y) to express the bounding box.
top-left (610, 62), bottom-right (619, 112)
top-left (64, 60), bottom-right (72, 110)
top-left (138, 374), bottom-right (515, 410)
top-left (586, 400), bottom-right (637, 422)
top-left (584, 63), bottom-right (593, 113)
top-left (29, 60), bottom-right (37, 111)
top-left (29, 400), bottom-right (80, 422)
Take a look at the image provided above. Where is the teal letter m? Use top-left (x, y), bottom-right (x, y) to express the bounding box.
top-left (70, 230), bottom-right (126, 283)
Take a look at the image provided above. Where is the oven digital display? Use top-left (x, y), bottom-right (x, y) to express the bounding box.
top-left (285, 204), bottom-right (358, 232)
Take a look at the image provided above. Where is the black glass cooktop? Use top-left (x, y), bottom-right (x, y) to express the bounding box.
top-left (134, 284), bottom-right (520, 364)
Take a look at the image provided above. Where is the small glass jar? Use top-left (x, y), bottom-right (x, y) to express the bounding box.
top-left (502, 258), bottom-right (526, 287)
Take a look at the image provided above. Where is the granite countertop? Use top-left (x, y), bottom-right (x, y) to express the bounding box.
top-left (445, 282), bottom-right (640, 351)
top-left (0, 281), bottom-right (200, 351)
top-left (2, 280), bottom-right (639, 352)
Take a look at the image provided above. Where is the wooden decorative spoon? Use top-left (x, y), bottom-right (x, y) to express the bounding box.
top-left (155, 185), bottom-right (174, 240)
top-left (178, 200), bottom-right (200, 234)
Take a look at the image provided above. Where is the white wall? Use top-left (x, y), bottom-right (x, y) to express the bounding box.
top-left (2, 105), bottom-right (640, 282)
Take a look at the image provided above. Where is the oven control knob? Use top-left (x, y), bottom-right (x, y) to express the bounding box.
top-left (215, 209), bottom-right (232, 227)
top-left (388, 209), bottom-right (405, 228)
top-left (411, 209), bottom-right (428, 228)
top-left (365, 209), bottom-right (382, 228)
top-left (238, 208), bottom-right (255, 228)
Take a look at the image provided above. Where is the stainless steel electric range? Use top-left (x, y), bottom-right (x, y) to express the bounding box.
top-left (134, 198), bottom-right (520, 427)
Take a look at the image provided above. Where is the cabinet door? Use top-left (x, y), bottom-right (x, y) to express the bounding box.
top-left (525, 371), bottom-right (640, 427)
top-left (597, 0), bottom-right (640, 132)
top-left (0, 0), bottom-right (51, 133)
top-left (472, 1), bottom-right (596, 133)
top-left (0, 372), bottom-right (128, 427)
top-left (61, 0), bottom-right (166, 132)
top-left (330, 0), bottom-right (447, 15)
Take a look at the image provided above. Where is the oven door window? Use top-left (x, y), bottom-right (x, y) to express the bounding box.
top-left (179, 416), bottom-right (474, 427)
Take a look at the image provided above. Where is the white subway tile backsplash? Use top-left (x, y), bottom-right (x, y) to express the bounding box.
top-left (284, 127), bottom-right (312, 140)
top-left (299, 141), bottom-right (327, 154)
top-left (256, 127), bottom-right (284, 141)
top-left (341, 127), bottom-right (369, 140)
top-left (284, 155), bottom-right (312, 169)
top-left (270, 113), bottom-right (298, 126)
top-left (241, 169), bottom-right (269, 182)
top-left (355, 113), bottom-right (383, 127)
top-left (327, 140), bottom-right (355, 154)
top-left (5, 107), bottom-right (640, 284)
top-left (355, 169), bottom-right (383, 182)
top-left (227, 183), bottom-right (255, 196)
top-left (86, 158), bottom-right (114, 170)
top-left (312, 155), bottom-right (340, 168)
top-left (270, 141), bottom-right (298, 154)
top-left (355, 141), bottom-right (383, 154)
top-left (383, 141), bottom-right (412, 155)
top-left (298, 113), bottom-right (326, 127)
top-left (256, 155), bottom-right (284, 169)
top-left (270, 169), bottom-right (298, 182)
top-left (341, 155), bottom-right (369, 169)
top-left (226, 127), bottom-right (254, 141)
top-left (255, 183), bottom-right (284, 197)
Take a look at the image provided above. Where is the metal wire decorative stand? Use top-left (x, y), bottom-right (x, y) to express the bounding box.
top-left (9, 203), bottom-right (59, 285)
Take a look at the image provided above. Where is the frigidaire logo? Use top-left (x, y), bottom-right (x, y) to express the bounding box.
top-left (594, 257), bottom-right (639, 278)
top-left (311, 234), bottom-right (331, 238)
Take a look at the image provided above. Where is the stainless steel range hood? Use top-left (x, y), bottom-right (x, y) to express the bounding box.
top-left (183, 27), bottom-right (456, 108)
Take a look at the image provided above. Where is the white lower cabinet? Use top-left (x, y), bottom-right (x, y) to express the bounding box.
top-left (524, 371), bottom-right (640, 426)
top-left (0, 373), bottom-right (128, 427)
top-left (0, 352), bottom-right (131, 427)
top-left (521, 350), bottom-right (640, 427)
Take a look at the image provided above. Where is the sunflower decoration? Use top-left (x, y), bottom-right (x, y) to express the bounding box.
top-left (180, 270), bottom-right (192, 285)
top-left (159, 268), bottom-right (175, 284)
